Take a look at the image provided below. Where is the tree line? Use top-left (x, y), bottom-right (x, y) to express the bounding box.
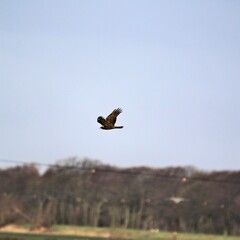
top-left (0, 157), bottom-right (239, 235)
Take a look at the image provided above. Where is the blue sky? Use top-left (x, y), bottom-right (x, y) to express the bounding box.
top-left (1, 0), bottom-right (240, 171)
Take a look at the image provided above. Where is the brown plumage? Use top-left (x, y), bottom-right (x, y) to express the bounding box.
top-left (97, 108), bottom-right (123, 130)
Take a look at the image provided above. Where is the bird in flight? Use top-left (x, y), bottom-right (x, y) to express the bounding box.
top-left (97, 108), bottom-right (123, 130)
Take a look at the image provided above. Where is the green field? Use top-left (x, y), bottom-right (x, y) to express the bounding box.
top-left (0, 225), bottom-right (239, 240)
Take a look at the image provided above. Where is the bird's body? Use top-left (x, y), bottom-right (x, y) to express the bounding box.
top-left (97, 108), bottom-right (123, 130)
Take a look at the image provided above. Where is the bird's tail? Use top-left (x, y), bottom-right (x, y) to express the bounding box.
top-left (114, 126), bottom-right (124, 129)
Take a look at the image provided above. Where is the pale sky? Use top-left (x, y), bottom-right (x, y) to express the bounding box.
top-left (1, 0), bottom-right (240, 171)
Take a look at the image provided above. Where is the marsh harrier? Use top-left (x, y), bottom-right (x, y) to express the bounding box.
top-left (97, 108), bottom-right (123, 130)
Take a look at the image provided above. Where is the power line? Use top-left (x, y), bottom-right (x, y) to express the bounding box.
top-left (0, 159), bottom-right (54, 168)
top-left (0, 158), bottom-right (239, 185)
top-left (0, 158), bottom-right (239, 210)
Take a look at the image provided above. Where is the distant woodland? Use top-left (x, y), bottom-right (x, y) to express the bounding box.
top-left (0, 157), bottom-right (239, 235)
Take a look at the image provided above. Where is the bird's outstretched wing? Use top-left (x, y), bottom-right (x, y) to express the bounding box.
top-left (106, 108), bottom-right (122, 125)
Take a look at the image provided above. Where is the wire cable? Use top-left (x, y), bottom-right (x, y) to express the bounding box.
top-left (0, 158), bottom-right (239, 184)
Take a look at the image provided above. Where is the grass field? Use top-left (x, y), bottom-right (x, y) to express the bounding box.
top-left (0, 224), bottom-right (239, 240)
